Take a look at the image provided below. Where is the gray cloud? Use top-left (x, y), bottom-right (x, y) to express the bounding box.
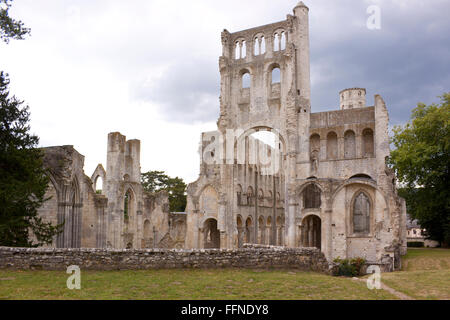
top-left (132, 56), bottom-right (220, 123)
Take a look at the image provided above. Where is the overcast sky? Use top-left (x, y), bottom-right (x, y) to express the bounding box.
top-left (1, 0), bottom-right (449, 183)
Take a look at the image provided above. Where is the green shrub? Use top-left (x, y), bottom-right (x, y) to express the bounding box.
top-left (333, 257), bottom-right (366, 277)
top-left (407, 241), bottom-right (424, 248)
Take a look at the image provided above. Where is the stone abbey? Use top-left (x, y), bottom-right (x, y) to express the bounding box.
top-left (35, 2), bottom-right (407, 270)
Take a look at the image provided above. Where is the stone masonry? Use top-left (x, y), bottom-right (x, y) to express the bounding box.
top-left (185, 2), bottom-right (407, 271)
top-left (28, 2), bottom-right (407, 272)
top-left (0, 245), bottom-right (329, 272)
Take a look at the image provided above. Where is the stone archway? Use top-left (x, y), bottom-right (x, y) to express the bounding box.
top-left (204, 218), bottom-right (220, 249)
top-left (302, 215), bottom-right (321, 250)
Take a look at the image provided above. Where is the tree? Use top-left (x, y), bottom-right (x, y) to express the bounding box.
top-left (389, 93), bottom-right (450, 246)
top-left (0, 72), bottom-right (61, 247)
top-left (0, 0), bottom-right (30, 43)
top-left (141, 171), bottom-right (187, 212)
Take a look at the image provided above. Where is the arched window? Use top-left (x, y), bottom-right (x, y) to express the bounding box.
top-left (353, 192), bottom-right (371, 234)
top-left (124, 189), bottom-right (133, 221)
top-left (280, 31), bottom-right (286, 50)
top-left (344, 130), bottom-right (356, 159)
top-left (241, 40), bottom-right (246, 58)
top-left (254, 37), bottom-right (259, 55)
top-left (242, 72), bottom-right (251, 88)
top-left (303, 184), bottom-right (321, 209)
top-left (271, 67), bottom-right (281, 84)
top-left (235, 41), bottom-right (240, 59)
top-left (274, 33), bottom-right (280, 51)
top-left (94, 176), bottom-right (103, 194)
top-left (362, 129), bottom-right (374, 157)
top-left (261, 36), bottom-right (266, 54)
top-left (326, 131), bottom-right (338, 160)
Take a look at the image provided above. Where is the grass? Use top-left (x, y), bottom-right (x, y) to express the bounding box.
top-left (380, 248), bottom-right (450, 300)
top-left (0, 268), bottom-right (396, 300)
top-left (0, 248), bottom-right (448, 300)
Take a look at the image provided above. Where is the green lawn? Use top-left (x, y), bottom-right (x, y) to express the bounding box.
top-left (0, 268), bottom-right (395, 300)
top-left (0, 248), bottom-right (448, 300)
top-left (380, 248), bottom-right (450, 300)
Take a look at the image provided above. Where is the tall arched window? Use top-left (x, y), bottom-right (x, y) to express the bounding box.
top-left (124, 189), bottom-right (133, 221)
top-left (344, 130), bottom-right (356, 159)
top-left (254, 35), bottom-right (266, 56)
top-left (241, 40), bottom-right (247, 58)
top-left (235, 41), bottom-right (240, 59)
top-left (242, 72), bottom-right (251, 89)
top-left (280, 31), bottom-right (286, 50)
top-left (303, 184), bottom-right (321, 209)
top-left (362, 129), bottom-right (374, 157)
top-left (326, 131), bottom-right (338, 160)
top-left (271, 67), bottom-right (281, 84)
top-left (353, 192), bottom-right (371, 234)
top-left (274, 33), bottom-right (280, 51)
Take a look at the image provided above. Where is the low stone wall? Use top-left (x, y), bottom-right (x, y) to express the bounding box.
top-left (0, 245), bottom-right (330, 273)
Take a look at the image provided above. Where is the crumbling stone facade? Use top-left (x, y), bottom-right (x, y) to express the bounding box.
top-left (36, 133), bottom-right (179, 250)
top-left (33, 2), bottom-right (406, 272)
top-left (185, 2), bottom-right (407, 270)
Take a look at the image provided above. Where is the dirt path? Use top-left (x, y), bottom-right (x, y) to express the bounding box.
top-left (353, 278), bottom-right (415, 300)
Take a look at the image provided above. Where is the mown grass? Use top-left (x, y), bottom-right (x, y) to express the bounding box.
top-left (0, 268), bottom-right (396, 300)
top-left (380, 248), bottom-right (450, 300)
top-left (1, 248), bottom-right (448, 300)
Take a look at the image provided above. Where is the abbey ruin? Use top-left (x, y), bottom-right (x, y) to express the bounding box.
top-left (34, 2), bottom-right (407, 270)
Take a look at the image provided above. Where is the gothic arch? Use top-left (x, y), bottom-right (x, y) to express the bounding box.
top-left (344, 130), bottom-right (356, 159)
top-left (234, 125), bottom-right (287, 156)
top-left (326, 131), bottom-right (338, 160)
top-left (91, 164), bottom-right (106, 193)
top-left (350, 189), bottom-right (373, 235)
top-left (203, 218), bottom-right (220, 249)
top-left (301, 214), bottom-right (321, 249)
top-left (296, 181), bottom-right (324, 198)
top-left (58, 176), bottom-right (81, 248)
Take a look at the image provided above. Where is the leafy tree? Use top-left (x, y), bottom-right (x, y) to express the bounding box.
top-left (141, 171), bottom-right (187, 212)
top-left (0, 0), bottom-right (30, 43)
top-left (389, 93), bottom-right (450, 246)
top-left (0, 72), bottom-right (61, 247)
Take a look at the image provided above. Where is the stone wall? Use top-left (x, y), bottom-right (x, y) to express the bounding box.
top-left (0, 245), bottom-right (329, 272)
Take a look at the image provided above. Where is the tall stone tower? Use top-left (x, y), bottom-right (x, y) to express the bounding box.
top-left (104, 132), bottom-right (143, 248)
top-left (186, 2), bottom-right (313, 249)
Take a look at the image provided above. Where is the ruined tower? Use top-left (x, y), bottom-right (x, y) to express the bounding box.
top-left (186, 2), bottom-right (406, 270)
top-left (104, 132), bottom-right (143, 249)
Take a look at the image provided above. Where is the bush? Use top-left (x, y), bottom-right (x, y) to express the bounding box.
top-left (407, 241), bottom-right (424, 248)
top-left (333, 257), bottom-right (366, 277)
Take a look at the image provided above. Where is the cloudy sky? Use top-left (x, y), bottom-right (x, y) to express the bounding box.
top-left (1, 0), bottom-right (449, 183)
